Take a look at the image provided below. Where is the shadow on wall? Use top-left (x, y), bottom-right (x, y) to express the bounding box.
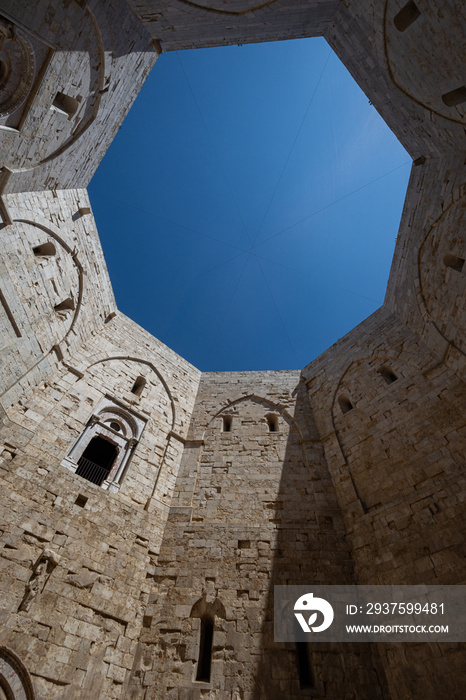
top-left (251, 378), bottom-right (389, 699)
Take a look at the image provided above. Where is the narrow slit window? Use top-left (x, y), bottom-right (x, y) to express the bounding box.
top-left (442, 86), bottom-right (466, 108)
top-left (52, 91), bottom-right (79, 118)
top-left (222, 416), bottom-right (232, 432)
top-left (33, 242), bottom-right (56, 258)
top-left (296, 642), bottom-right (314, 690)
top-left (131, 376), bottom-right (146, 397)
top-left (0, 59), bottom-right (8, 87)
top-left (444, 253), bottom-right (465, 273)
top-left (394, 1), bottom-right (420, 32)
top-left (196, 616), bottom-right (214, 683)
top-left (378, 366), bottom-right (398, 385)
top-left (338, 394), bottom-right (353, 414)
top-left (267, 414), bottom-right (278, 432)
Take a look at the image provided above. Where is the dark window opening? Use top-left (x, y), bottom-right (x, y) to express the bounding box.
top-left (76, 436), bottom-right (118, 486)
top-left (394, 2), bottom-right (420, 32)
top-left (296, 643), bottom-right (314, 690)
top-left (338, 394), bottom-right (353, 414)
top-left (442, 86), bottom-right (466, 108)
top-left (109, 421), bottom-right (121, 432)
top-left (196, 616), bottom-right (214, 683)
top-left (131, 376), bottom-right (146, 396)
top-left (222, 416), bottom-right (232, 432)
top-left (74, 494), bottom-right (88, 508)
top-left (267, 415), bottom-right (278, 432)
top-left (0, 59), bottom-right (9, 89)
top-left (33, 242), bottom-right (56, 257)
top-left (378, 366), bottom-right (398, 385)
top-left (52, 91), bottom-right (79, 117)
top-left (444, 253), bottom-right (465, 273)
top-left (54, 298), bottom-right (75, 314)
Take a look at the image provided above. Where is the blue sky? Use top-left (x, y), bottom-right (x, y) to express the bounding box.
top-left (88, 37), bottom-right (410, 372)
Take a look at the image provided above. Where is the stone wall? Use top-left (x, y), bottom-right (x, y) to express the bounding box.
top-left (0, 311), bottom-right (200, 698)
top-left (0, 0), bottom-right (464, 698)
top-left (134, 371), bottom-right (389, 699)
top-left (303, 306), bottom-right (466, 698)
top-left (0, 189), bottom-right (116, 417)
top-left (0, 0), bottom-right (157, 193)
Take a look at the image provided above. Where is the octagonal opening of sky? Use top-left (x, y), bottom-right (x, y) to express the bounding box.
top-left (88, 37), bottom-right (411, 372)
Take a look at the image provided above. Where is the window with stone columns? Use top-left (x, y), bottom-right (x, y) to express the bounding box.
top-left (62, 397), bottom-right (146, 491)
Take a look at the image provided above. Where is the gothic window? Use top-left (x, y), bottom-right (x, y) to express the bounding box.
top-left (190, 595), bottom-right (225, 686)
top-left (63, 398), bottom-right (146, 490)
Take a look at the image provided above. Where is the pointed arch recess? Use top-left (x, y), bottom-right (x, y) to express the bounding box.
top-left (16, 218), bottom-right (84, 339)
top-left (416, 185), bottom-right (466, 357)
top-left (87, 356), bottom-right (176, 431)
top-left (192, 394), bottom-right (312, 496)
top-left (37, 2), bottom-right (106, 167)
top-left (330, 354), bottom-right (422, 465)
top-left (383, 0), bottom-right (465, 125)
top-left (203, 393), bottom-right (303, 442)
top-left (176, 0), bottom-right (281, 16)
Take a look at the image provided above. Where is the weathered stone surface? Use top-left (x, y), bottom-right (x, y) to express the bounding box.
top-left (0, 0), bottom-right (465, 698)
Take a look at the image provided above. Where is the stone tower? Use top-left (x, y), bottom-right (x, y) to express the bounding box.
top-left (0, 1), bottom-right (464, 698)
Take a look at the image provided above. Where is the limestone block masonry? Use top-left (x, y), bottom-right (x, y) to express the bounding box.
top-left (0, 1), bottom-right (465, 699)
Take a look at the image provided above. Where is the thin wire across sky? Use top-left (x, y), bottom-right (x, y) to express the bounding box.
top-left (89, 38), bottom-right (411, 371)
